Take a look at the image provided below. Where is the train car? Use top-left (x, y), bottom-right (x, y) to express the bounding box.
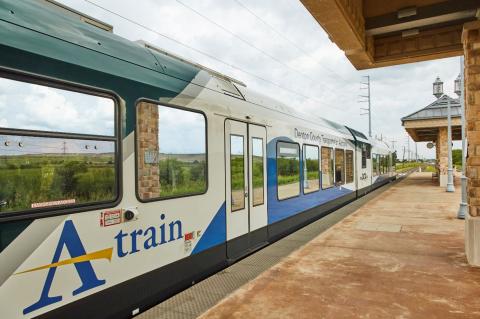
top-left (370, 139), bottom-right (396, 191)
top-left (0, 1), bottom-right (395, 318)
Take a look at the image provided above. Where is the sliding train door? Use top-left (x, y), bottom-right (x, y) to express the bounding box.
top-left (225, 120), bottom-right (267, 260)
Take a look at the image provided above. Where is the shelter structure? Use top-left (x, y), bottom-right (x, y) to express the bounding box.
top-left (300, 0), bottom-right (480, 266)
top-left (402, 88), bottom-right (461, 186)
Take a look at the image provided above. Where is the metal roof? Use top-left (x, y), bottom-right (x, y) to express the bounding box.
top-left (401, 94), bottom-right (461, 122)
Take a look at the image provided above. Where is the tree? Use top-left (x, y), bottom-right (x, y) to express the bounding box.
top-left (452, 149), bottom-right (462, 167)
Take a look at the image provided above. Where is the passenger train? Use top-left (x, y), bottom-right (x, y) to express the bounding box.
top-left (0, 1), bottom-right (395, 318)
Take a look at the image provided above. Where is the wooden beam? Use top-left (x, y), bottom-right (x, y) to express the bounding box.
top-left (403, 117), bottom-right (462, 128)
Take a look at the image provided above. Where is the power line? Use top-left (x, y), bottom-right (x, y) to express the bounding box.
top-left (174, 0), bottom-right (349, 95)
top-left (231, 0), bottom-right (352, 86)
top-left (83, 0), bottom-right (354, 114)
top-left (176, 0), bottom-right (313, 82)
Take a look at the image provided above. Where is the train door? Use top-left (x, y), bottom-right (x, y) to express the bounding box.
top-left (225, 120), bottom-right (267, 260)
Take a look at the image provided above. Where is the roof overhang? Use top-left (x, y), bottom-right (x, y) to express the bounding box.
top-left (403, 117), bottom-right (462, 141)
top-left (301, 0), bottom-right (479, 70)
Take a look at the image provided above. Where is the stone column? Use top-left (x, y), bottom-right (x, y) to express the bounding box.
top-left (437, 127), bottom-right (448, 187)
top-left (137, 102), bottom-right (160, 200)
top-left (462, 21), bottom-right (480, 266)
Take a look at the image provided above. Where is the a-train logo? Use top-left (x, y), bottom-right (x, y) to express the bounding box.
top-left (15, 220), bottom-right (113, 315)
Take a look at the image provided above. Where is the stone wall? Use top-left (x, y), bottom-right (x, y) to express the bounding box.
top-left (463, 21), bottom-right (480, 217)
top-left (463, 21), bottom-right (480, 266)
top-left (137, 101), bottom-right (160, 200)
top-left (437, 127), bottom-right (448, 175)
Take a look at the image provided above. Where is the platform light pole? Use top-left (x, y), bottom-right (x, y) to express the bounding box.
top-left (433, 76), bottom-right (454, 192)
top-left (446, 86), bottom-right (455, 193)
top-left (457, 57), bottom-right (467, 218)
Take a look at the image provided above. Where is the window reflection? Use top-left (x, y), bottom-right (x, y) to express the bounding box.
top-left (277, 142), bottom-right (300, 200)
top-left (252, 138), bottom-right (264, 206)
top-left (372, 153), bottom-right (378, 176)
top-left (230, 135), bottom-right (245, 211)
top-left (335, 149), bottom-right (345, 185)
top-left (0, 77), bottom-right (117, 214)
top-left (303, 145), bottom-right (319, 193)
top-left (0, 77), bottom-right (114, 136)
top-left (0, 135), bottom-right (115, 213)
top-left (346, 150), bottom-right (354, 183)
top-left (136, 102), bottom-right (207, 200)
top-left (321, 147), bottom-right (334, 188)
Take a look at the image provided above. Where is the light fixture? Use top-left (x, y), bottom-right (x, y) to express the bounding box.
top-left (433, 76), bottom-right (443, 98)
top-left (454, 74), bottom-right (461, 97)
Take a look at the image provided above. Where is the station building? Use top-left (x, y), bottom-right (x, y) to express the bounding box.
top-left (300, 0), bottom-right (480, 265)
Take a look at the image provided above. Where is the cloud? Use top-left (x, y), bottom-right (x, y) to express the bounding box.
top-left (0, 77), bottom-right (114, 136)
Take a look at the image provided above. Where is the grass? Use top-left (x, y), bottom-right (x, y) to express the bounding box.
top-left (395, 162), bottom-right (422, 173)
top-left (0, 154), bottom-right (115, 213)
top-left (157, 157), bottom-right (206, 196)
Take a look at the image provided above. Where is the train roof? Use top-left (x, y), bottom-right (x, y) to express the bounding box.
top-left (0, 0), bottom-right (370, 143)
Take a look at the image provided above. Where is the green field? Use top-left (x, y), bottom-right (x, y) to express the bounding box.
top-left (277, 157), bottom-right (300, 186)
top-left (0, 153), bottom-right (115, 213)
top-left (158, 157), bottom-right (206, 196)
top-left (395, 162), bottom-right (422, 173)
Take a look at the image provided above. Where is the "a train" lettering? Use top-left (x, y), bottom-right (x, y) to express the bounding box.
top-left (114, 214), bottom-right (183, 257)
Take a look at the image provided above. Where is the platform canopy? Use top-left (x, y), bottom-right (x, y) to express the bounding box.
top-left (401, 94), bottom-right (461, 142)
top-left (300, 0), bottom-right (479, 69)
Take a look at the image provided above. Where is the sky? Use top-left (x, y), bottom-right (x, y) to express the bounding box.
top-left (55, 0), bottom-right (463, 159)
top-left (0, 78), bottom-right (114, 136)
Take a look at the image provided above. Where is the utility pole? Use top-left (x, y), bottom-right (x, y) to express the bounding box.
top-left (391, 138), bottom-right (397, 167)
top-left (359, 75), bottom-right (372, 137)
top-left (391, 138), bottom-right (397, 160)
top-left (390, 139), bottom-right (397, 151)
top-left (407, 135), bottom-right (410, 162)
top-left (415, 142), bottom-right (418, 162)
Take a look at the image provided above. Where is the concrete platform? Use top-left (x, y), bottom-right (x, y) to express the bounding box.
top-left (137, 172), bottom-right (480, 319)
top-left (198, 173), bottom-right (480, 319)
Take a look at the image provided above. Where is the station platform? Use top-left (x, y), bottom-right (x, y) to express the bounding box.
top-left (138, 172), bottom-right (480, 319)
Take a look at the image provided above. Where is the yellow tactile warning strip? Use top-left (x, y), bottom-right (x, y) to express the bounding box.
top-left (137, 176), bottom-right (402, 319)
top-left (199, 173), bottom-right (480, 319)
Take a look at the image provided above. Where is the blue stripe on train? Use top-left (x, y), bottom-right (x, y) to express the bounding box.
top-left (267, 137), bottom-right (353, 224)
top-left (191, 202), bottom-right (226, 255)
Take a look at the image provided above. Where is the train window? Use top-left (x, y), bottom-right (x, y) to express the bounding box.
top-left (372, 153), bottom-right (378, 176)
top-left (277, 142), bottom-right (300, 200)
top-left (0, 77), bottom-right (117, 214)
top-left (361, 144), bottom-right (367, 168)
top-left (335, 149), bottom-right (345, 185)
top-left (321, 147), bottom-right (334, 189)
top-left (303, 144), bottom-right (319, 194)
top-left (0, 77), bottom-right (114, 136)
top-left (252, 137), bottom-right (264, 206)
top-left (136, 101), bottom-right (207, 200)
top-left (230, 135), bottom-right (245, 211)
top-left (346, 150), bottom-right (354, 183)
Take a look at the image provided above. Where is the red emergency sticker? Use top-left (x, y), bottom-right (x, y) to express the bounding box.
top-left (101, 209), bottom-right (123, 227)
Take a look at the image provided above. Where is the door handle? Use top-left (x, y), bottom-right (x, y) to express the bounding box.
top-left (245, 192), bottom-right (248, 198)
